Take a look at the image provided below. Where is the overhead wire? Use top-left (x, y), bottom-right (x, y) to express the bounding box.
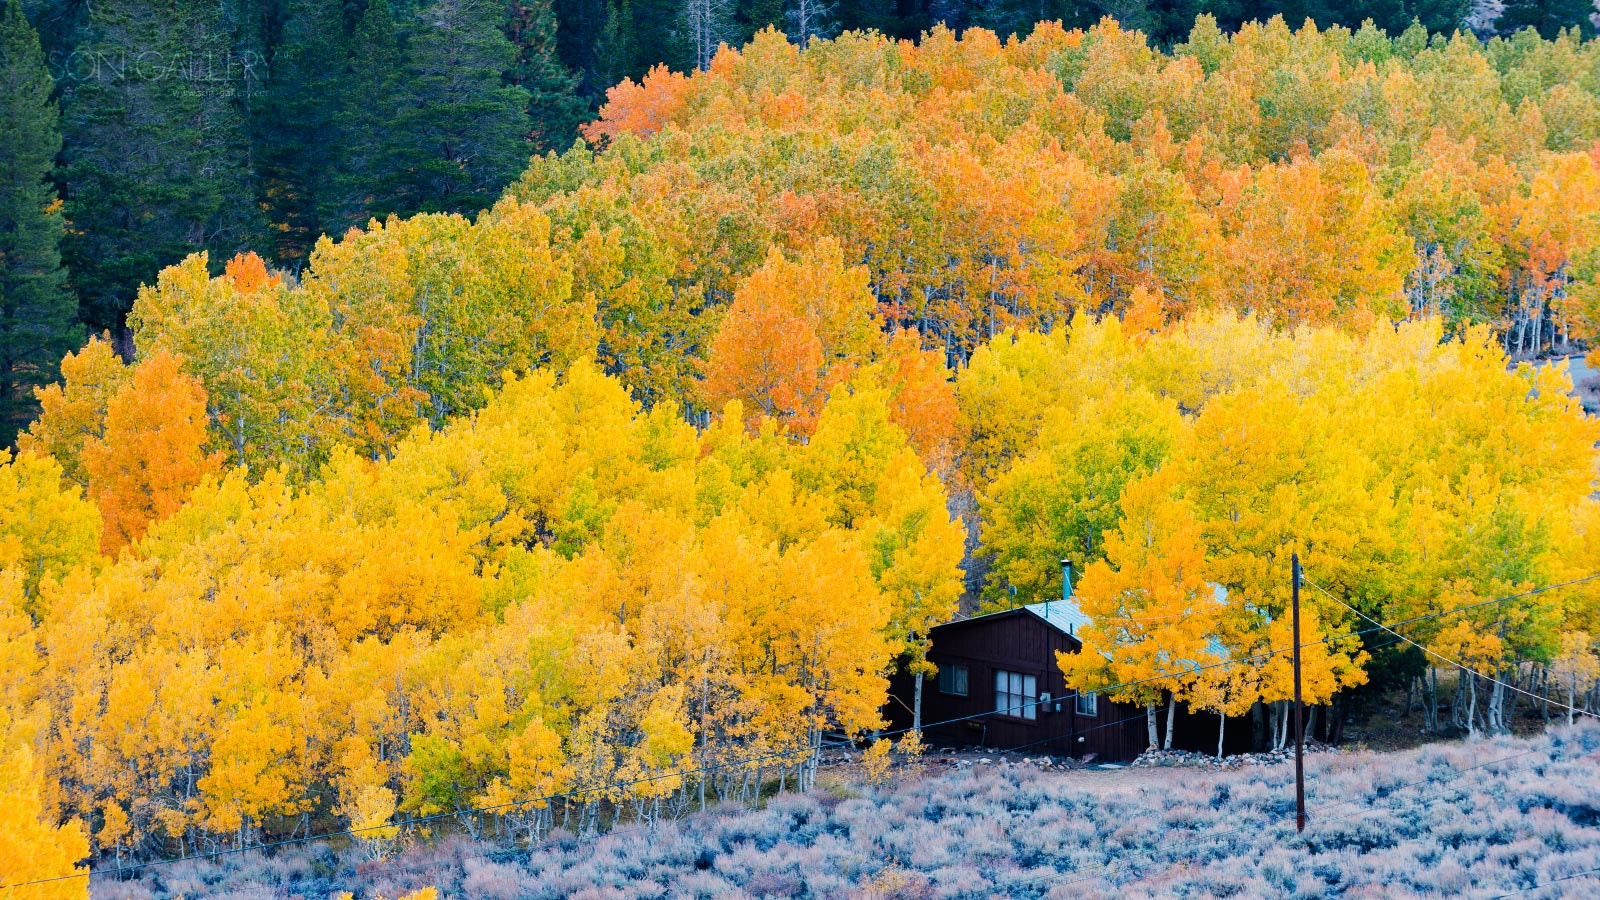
top-left (1483, 867), bottom-right (1600, 899)
top-left (1302, 576), bottom-right (1600, 723)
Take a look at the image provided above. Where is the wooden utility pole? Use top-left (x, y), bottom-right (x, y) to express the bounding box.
top-left (1291, 552), bottom-right (1306, 833)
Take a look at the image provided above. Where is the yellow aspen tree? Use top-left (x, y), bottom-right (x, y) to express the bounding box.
top-left (333, 737), bottom-right (400, 859)
top-left (856, 449), bottom-right (965, 734)
top-left (478, 716), bottom-right (569, 842)
top-left (0, 731), bottom-right (88, 900)
top-left (128, 252), bottom-right (331, 475)
top-left (1061, 475), bottom-right (1223, 750)
top-left (703, 242), bottom-right (879, 434)
top-left (1551, 632), bottom-right (1600, 725)
top-left (18, 337), bottom-right (130, 489)
top-left (980, 387), bottom-right (1184, 607)
top-left (0, 452), bottom-right (100, 618)
top-left (864, 330), bottom-right (960, 479)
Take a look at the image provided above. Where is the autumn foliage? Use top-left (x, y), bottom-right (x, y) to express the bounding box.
top-left (3, 13), bottom-right (1600, 885)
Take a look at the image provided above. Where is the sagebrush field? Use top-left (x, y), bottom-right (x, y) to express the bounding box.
top-left (90, 724), bottom-right (1600, 900)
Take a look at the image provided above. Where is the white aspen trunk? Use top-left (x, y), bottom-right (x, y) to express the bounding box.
top-left (913, 672), bottom-right (924, 735)
top-left (1467, 674), bottom-right (1478, 736)
top-left (1493, 672), bottom-right (1507, 732)
top-left (1146, 702), bottom-right (1158, 749)
top-left (683, 0), bottom-right (732, 70)
top-left (1217, 711), bottom-right (1226, 760)
top-left (1163, 693), bottom-right (1177, 751)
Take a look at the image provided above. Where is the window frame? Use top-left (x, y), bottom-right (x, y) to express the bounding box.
top-left (993, 669), bottom-right (1038, 721)
top-left (937, 663), bottom-right (969, 697)
top-left (1075, 690), bottom-right (1098, 717)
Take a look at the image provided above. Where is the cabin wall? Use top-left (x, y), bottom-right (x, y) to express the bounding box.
top-left (885, 612), bottom-right (1148, 762)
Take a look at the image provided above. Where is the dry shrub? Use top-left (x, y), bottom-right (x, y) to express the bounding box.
top-left (852, 865), bottom-right (934, 900)
top-left (101, 724), bottom-right (1600, 900)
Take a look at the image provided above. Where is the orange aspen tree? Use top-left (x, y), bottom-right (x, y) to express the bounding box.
top-left (81, 350), bottom-right (222, 552)
top-left (703, 242), bottom-right (878, 433)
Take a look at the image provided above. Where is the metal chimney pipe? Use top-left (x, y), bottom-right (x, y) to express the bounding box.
top-left (1059, 559), bottom-right (1073, 633)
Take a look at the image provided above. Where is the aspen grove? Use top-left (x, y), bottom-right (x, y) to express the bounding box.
top-left (2, 14), bottom-right (1600, 889)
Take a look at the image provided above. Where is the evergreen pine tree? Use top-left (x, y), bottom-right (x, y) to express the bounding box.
top-left (390, 0), bottom-right (532, 216)
top-left (330, 0), bottom-right (410, 227)
top-left (60, 0), bottom-right (262, 331)
top-left (507, 0), bottom-right (589, 152)
top-left (1496, 0), bottom-right (1595, 39)
top-left (0, 0), bottom-right (78, 443)
top-left (631, 0), bottom-right (693, 74)
top-left (738, 0), bottom-right (785, 41)
top-left (593, 0), bottom-right (638, 90)
top-left (553, 0), bottom-right (606, 95)
top-left (257, 0), bottom-right (350, 263)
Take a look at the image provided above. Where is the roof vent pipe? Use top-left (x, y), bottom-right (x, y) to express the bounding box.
top-left (1060, 559), bottom-right (1073, 634)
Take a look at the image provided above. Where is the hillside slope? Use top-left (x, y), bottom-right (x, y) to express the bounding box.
top-left (101, 723), bottom-right (1600, 900)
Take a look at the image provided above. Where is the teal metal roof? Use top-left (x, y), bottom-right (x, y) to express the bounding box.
top-left (1029, 594), bottom-right (1231, 665)
top-left (1024, 598), bottom-right (1093, 637)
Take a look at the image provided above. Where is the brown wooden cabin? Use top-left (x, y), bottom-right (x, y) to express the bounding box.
top-left (884, 598), bottom-right (1149, 762)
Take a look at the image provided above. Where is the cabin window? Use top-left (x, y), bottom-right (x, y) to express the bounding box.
top-left (1075, 691), bottom-right (1098, 717)
top-left (994, 670), bottom-right (1037, 720)
top-left (937, 664), bottom-right (968, 697)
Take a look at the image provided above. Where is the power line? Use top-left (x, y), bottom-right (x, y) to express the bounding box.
top-left (6, 572), bottom-right (1595, 892)
top-left (1484, 867), bottom-right (1600, 899)
top-left (1362, 574), bottom-right (1600, 634)
top-left (1303, 577), bottom-right (1600, 723)
top-left (1002, 632), bottom-right (1413, 759)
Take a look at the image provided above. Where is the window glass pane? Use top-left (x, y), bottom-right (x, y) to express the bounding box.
top-left (938, 664), bottom-right (968, 696)
top-left (993, 669), bottom-right (1039, 718)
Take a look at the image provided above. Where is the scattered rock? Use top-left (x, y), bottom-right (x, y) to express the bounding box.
top-left (1130, 741), bottom-right (1340, 770)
